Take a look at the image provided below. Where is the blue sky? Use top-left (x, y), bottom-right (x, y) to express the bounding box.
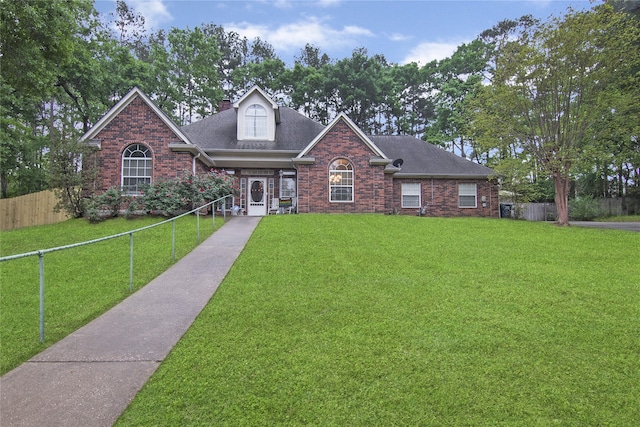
top-left (94, 0), bottom-right (592, 65)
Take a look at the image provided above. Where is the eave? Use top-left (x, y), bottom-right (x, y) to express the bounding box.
top-left (393, 173), bottom-right (493, 179)
top-left (168, 143), bottom-right (216, 167)
top-left (205, 149), bottom-right (300, 169)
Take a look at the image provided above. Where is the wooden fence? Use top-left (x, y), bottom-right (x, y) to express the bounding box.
top-left (507, 198), bottom-right (626, 221)
top-left (0, 190), bottom-right (70, 231)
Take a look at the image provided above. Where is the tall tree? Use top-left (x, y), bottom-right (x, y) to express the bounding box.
top-left (167, 27), bottom-right (222, 124)
top-left (111, 0), bottom-right (146, 49)
top-left (471, 5), bottom-right (640, 225)
top-left (328, 48), bottom-right (389, 133)
top-left (201, 24), bottom-right (248, 101)
top-left (427, 40), bottom-right (489, 160)
top-left (390, 62), bottom-right (436, 137)
top-left (0, 0), bottom-right (98, 197)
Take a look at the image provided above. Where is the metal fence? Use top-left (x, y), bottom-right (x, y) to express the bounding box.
top-left (0, 195), bottom-right (232, 343)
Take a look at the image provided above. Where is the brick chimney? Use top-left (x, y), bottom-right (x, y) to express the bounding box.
top-left (218, 99), bottom-right (232, 112)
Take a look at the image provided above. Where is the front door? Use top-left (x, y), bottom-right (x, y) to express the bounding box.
top-left (247, 178), bottom-right (267, 216)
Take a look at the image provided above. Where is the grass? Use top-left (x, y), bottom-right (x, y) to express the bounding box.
top-left (0, 214), bottom-right (222, 375)
top-left (115, 215), bottom-right (640, 426)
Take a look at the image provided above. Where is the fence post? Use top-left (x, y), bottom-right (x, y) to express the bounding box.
top-left (171, 219), bottom-right (176, 262)
top-left (196, 210), bottom-right (201, 243)
top-left (38, 251), bottom-right (45, 343)
top-left (129, 233), bottom-right (134, 292)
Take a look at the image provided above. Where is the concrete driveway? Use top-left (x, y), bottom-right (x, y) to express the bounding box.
top-left (570, 222), bottom-right (640, 232)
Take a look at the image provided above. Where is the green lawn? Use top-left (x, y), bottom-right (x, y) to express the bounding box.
top-left (115, 215), bottom-right (640, 426)
top-left (0, 214), bottom-right (221, 375)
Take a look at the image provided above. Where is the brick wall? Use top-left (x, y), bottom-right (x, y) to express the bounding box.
top-left (392, 178), bottom-right (499, 217)
top-left (297, 120), bottom-right (388, 214)
top-left (90, 97), bottom-right (198, 193)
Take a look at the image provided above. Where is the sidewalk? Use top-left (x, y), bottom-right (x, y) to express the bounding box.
top-left (0, 216), bottom-right (261, 427)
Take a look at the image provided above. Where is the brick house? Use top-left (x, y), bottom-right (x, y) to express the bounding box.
top-left (80, 86), bottom-right (498, 217)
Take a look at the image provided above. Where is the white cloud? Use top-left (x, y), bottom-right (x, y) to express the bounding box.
top-left (128, 0), bottom-right (172, 30)
top-left (388, 32), bottom-right (411, 42)
top-left (317, 0), bottom-right (342, 7)
top-left (225, 16), bottom-right (374, 53)
top-left (401, 40), bottom-right (467, 65)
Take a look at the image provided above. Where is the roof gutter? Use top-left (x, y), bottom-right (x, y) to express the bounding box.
top-left (168, 143), bottom-right (215, 167)
top-left (393, 173), bottom-right (493, 179)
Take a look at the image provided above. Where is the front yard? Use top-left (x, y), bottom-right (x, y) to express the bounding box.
top-left (115, 215), bottom-right (639, 426)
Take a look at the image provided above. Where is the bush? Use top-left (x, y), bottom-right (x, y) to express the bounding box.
top-left (84, 187), bottom-right (130, 223)
top-left (569, 196), bottom-right (601, 221)
top-left (137, 170), bottom-right (234, 217)
top-left (83, 170), bottom-right (235, 221)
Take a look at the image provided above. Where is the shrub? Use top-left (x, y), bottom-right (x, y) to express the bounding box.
top-left (84, 187), bottom-right (130, 223)
top-left (137, 170), bottom-right (234, 217)
top-left (569, 196), bottom-right (601, 221)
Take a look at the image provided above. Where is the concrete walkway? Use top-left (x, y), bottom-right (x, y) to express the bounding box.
top-left (0, 216), bottom-right (261, 427)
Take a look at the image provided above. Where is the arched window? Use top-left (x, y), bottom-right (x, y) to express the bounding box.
top-left (244, 104), bottom-right (267, 139)
top-left (121, 144), bottom-right (152, 194)
top-left (329, 159), bottom-right (353, 202)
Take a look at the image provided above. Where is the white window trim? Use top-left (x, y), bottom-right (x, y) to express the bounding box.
top-left (402, 183), bottom-right (421, 208)
top-left (329, 159), bottom-right (354, 203)
top-left (121, 144), bottom-right (152, 195)
top-left (458, 183), bottom-right (477, 208)
top-left (279, 176), bottom-right (296, 199)
top-left (244, 104), bottom-right (267, 140)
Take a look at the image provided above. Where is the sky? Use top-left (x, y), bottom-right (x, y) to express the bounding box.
top-left (93, 0), bottom-right (593, 65)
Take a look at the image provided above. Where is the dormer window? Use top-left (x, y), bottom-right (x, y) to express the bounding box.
top-left (244, 104), bottom-right (267, 139)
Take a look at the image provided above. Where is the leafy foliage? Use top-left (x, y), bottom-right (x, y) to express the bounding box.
top-left (85, 187), bottom-right (130, 223)
top-left (134, 171), bottom-right (235, 217)
top-left (470, 5), bottom-right (640, 225)
top-left (49, 137), bottom-right (98, 219)
top-left (569, 196), bottom-right (602, 221)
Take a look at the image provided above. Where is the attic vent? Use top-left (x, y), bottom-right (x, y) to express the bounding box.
top-left (241, 169), bottom-right (274, 176)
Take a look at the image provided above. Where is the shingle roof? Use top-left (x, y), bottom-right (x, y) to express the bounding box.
top-left (180, 107), bottom-right (325, 151)
top-left (371, 135), bottom-right (493, 178)
top-left (180, 105), bottom-right (492, 178)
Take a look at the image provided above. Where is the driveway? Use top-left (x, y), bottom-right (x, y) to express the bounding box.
top-left (570, 222), bottom-right (640, 232)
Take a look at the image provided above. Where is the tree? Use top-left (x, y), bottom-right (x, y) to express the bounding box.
top-left (111, 0), bottom-right (146, 49)
top-left (471, 5), bottom-right (640, 225)
top-left (427, 40), bottom-right (489, 160)
top-left (0, 0), bottom-right (99, 197)
top-left (49, 126), bottom-right (98, 218)
top-left (167, 27), bottom-right (222, 124)
top-left (295, 43), bottom-right (331, 68)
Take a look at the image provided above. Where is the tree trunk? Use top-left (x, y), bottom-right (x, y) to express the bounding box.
top-left (553, 173), bottom-right (570, 226)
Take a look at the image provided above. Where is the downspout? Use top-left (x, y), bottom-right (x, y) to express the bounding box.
top-left (192, 152), bottom-right (201, 175)
top-left (293, 162), bottom-right (299, 213)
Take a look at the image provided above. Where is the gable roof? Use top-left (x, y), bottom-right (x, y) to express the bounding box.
top-left (79, 87), bottom-right (192, 145)
top-left (181, 106), bottom-right (324, 152)
top-left (371, 135), bottom-right (494, 178)
top-left (233, 85), bottom-right (280, 123)
top-left (296, 113), bottom-right (388, 160)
